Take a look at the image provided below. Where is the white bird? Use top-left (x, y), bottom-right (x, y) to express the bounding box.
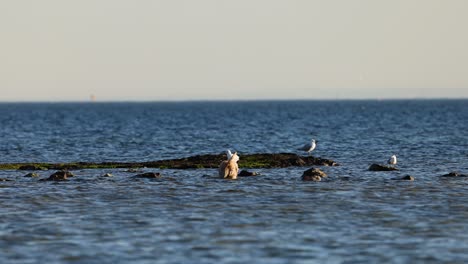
top-left (298, 139), bottom-right (317, 155)
top-left (388, 155), bottom-right (397, 165)
top-left (226, 149), bottom-right (233, 160)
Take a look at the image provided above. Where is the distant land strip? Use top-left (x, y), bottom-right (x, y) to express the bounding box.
top-left (0, 153), bottom-right (338, 170)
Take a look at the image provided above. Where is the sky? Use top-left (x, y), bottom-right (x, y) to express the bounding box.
top-left (1, 0), bottom-right (467, 101)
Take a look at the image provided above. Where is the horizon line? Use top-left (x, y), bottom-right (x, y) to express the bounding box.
top-left (0, 97), bottom-right (467, 103)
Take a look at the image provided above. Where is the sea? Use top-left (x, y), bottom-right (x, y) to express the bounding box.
top-left (0, 100), bottom-right (467, 263)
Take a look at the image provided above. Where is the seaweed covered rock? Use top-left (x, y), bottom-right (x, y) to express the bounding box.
top-left (142, 153), bottom-right (339, 169)
top-left (302, 168), bottom-right (327, 181)
top-left (133, 172), bottom-right (161, 179)
top-left (440, 172), bottom-right (468, 178)
top-left (0, 153), bottom-right (340, 171)
top-left (18, 165), bottom-right (47, 170)
top-left (369, 164), bottom-right (399, 171)
top-left (41, 170), bottom-right (74, 181)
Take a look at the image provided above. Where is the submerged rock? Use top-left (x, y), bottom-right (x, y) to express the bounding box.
top-left (133, 172), bottom-right (161, 179)
top-left (302, 168), bottom-right (327, 181)
top-left (41, 170), bottom-right (74, 181)
top-left (392, 175), bottom-right (415, 181)
top-left (238, 170), bottom-right (260, 177)
top-left (302, 168), bottom-right (327, 177)
top-left (24, 172), bottom-right (39, 178)
top-left (302, 175), bottom-right (322, 181)
top-left (102, 173), bottom-right (113, 177)
top-left (126, 168), bottom-right (143, 173)
top-left (440, 172), bottom-right (468, 178)
top-left (369, 164), bottom-right (399, 171)
top-left (0, 178), bottom-right (12, 182)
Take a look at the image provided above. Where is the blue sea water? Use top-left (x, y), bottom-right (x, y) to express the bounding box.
top-left (0, 100), bottom-right (467, 263)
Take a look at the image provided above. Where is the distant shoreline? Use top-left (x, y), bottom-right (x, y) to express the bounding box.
top-left (0, 98), bottom-right (467, 104)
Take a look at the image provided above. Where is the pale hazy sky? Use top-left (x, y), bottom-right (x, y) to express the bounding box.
top-left (1, 0), bottom-right (467, 101)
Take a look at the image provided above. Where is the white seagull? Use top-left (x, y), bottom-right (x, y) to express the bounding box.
top-left (388, 155), bottom-right (397, 165)
top-left (226, 149), bottom-right (233, 160)
top-left (298, 139), bottom-right (317, 155)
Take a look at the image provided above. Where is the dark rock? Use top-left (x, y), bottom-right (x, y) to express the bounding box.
top-left (0, 178), bottom-right (12, 182)
top-left (41, 170), bottom-right (74, 181)
top-left (24, 172), bottom-right (39, 178)
top-left (369, 164), bottom-right (399, 171)
top-left (302, 167), bottom-right (327, 177)
top-left (102, 173), bottom-right (113, 177)
top-left (143, 153), bottom-right (339, 169)
top-left (392, 175), bottom-right (415, 181)
top-left (301, 156), bottom-right (339, 167)
top-left (440, 172), bottom-right (468, 177)
top-left (238, 170), bottom-right (259, 177)
top-left (133, 172), bottom-right (161, 179)
top-left (294, 158), bottom-right (306, 166)
top-left (302, 168), bottom-right (327, 181)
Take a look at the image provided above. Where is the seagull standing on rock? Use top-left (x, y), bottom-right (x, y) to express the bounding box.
top-left (298, 139), bottom-right (317, 156)
top-left (388, 155), bottom-right (397, 165)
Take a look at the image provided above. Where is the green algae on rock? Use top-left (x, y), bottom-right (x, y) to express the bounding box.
top-left (0, 153), bottom-right (338, 171)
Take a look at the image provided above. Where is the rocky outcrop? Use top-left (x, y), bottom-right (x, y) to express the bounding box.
top-left (369, 164), bottom-right (399, 171)
top-left (133, 172), bottom-right (161, 179)
top-left (440, 172), bottom-right (468, 178)
top-left (154, 153), bottom-right (338, 169)
top-left (302, 168), bottom-right (327, 181)
top-left (238, 170), bottom-right (260, 177)
top-left (1, 153), bottom-right (339, 171)
top-left (41, 170), bottom-right (74, 181)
